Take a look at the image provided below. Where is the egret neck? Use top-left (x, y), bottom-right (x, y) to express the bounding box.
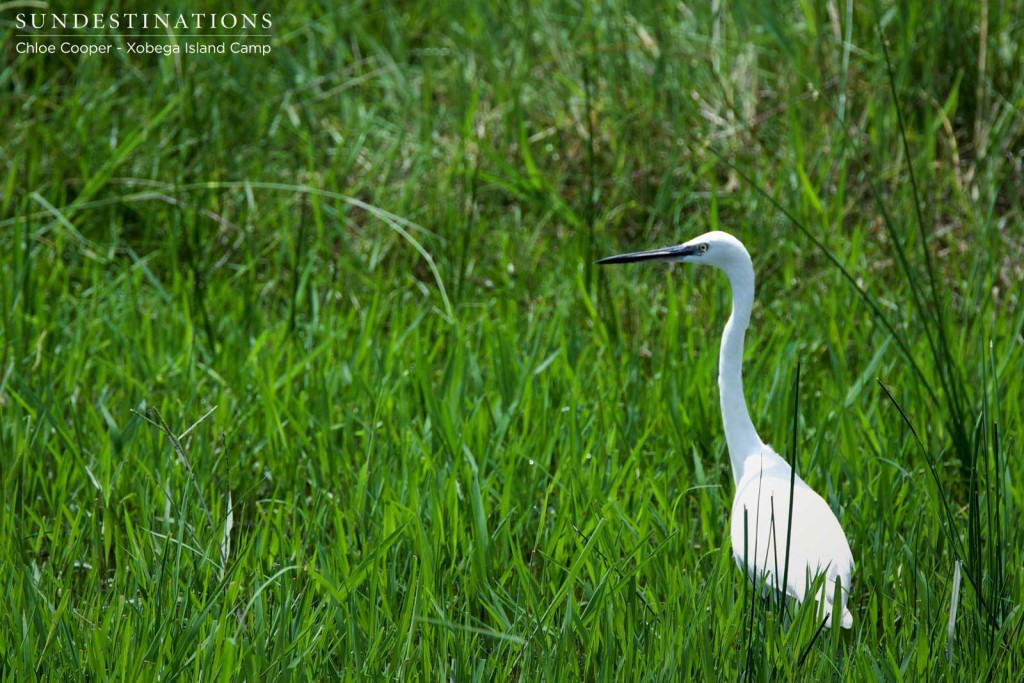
top-left (717, 250), bottom-right (766, 485)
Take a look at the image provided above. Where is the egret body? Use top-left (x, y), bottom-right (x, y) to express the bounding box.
top-left (597, 231), bottom-right (854, 629)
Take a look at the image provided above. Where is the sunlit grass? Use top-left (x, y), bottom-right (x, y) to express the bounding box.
top-left (1, 0), bottom-right (1022, 679)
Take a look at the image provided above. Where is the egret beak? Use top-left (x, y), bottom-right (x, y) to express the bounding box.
top-left (595, 243), bottom-right (699, 265)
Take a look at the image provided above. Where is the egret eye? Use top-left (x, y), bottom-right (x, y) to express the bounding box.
top-left (699, 243), bottom-right (709, 253)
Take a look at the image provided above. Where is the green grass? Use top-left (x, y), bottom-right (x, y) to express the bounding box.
top-left (2, 0), bottom-right (1023, 679)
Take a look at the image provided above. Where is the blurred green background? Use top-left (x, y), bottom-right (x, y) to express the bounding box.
top-left (2, 1), bottom-right (1022, 679)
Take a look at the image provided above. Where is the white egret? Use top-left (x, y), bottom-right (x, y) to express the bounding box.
top-left (597, 230), bottom-right (854, 629)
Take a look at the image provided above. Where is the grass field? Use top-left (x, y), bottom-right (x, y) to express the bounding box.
top-left (2, 1), bottom-right (1023, 679)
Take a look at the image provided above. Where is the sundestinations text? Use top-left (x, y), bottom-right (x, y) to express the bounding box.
top-left (16, 13), bottom-right (272, 31)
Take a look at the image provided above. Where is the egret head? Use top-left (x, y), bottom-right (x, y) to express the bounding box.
top-left (595, 230), bottom-right (750, 273)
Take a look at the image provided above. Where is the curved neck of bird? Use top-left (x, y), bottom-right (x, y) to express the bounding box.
top-left (718, 258), bottom-right (764, 485)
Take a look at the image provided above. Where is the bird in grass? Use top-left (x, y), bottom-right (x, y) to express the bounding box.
top-left (597, 230), bottom-right (854, 629)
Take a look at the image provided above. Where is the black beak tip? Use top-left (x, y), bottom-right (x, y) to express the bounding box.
top-left (594, 254), bottom-right (634, 265)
